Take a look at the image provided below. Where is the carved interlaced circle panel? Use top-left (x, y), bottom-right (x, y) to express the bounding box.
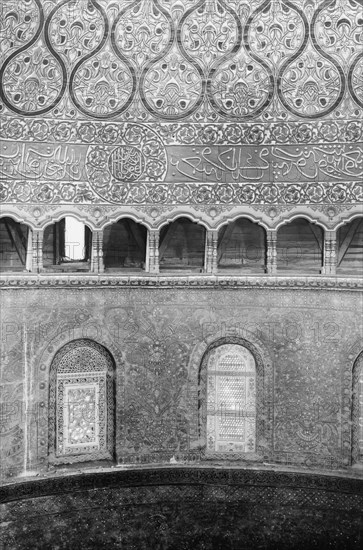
top-left (48, 339), bottom-right (115, 464)
top-left (85, 123), bottom-right (167, 201)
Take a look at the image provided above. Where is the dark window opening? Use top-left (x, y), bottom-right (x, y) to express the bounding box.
top-left (217, 219), bottom-right (266, 274)
top-left (337, 218), bottom-right (363, 276)
top-left (277, 218), bottom-right (323, 274)
top-left (0, 217), bottom-right (31, 272)
top-left (159, 218), bottom-right (205, 272)
top-left (103, 219), bottom-right (147, 272)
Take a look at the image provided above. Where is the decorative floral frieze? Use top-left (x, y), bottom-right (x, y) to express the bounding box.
top-left (0, 275), bottom-right (362, 291)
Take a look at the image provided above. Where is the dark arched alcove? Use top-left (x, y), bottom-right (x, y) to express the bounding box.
top-left (159, 217), bottom-right (206, 272)
top-left (217, 218), bottom-right (266, 273)
top-left (337, 218), bottom-right (363, 276)
top-left (0, 217), bottom-right (31, 272)
top-left (277, 218), bottom-right (323, 274)
top-left (103, 218), bottom-right (147, 271)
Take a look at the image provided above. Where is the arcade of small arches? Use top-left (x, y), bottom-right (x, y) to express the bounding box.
top-left (1, 213), bottom-right (363, 277)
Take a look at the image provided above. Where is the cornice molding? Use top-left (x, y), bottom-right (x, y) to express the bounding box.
top-left (1, 466), bottom-right (363, 504)
top-left (0, 274), bottom-right (362, 291)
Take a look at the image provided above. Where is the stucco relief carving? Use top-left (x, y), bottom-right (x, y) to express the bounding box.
top-left (1, 0), bottom-right (363, 483)
top-left (0, 0), bottom-right (362, 226)
top-left (1, 0), bottom-right (362, 122)
top-left (0, 116), bottom-right (363, 211)
top-left (0, 286), bottom-right (362, 477)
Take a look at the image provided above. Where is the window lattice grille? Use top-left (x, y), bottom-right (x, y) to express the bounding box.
top-left (206, 344), bottom-right (256, 454)
top-left (50, 339), bottom-right (114, 464)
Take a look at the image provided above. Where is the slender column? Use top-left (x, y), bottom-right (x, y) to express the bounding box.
top-left (147, 229), bottom-right (159, 274)
top-left (266, 230), bottom-right (277, 274)
top-left (322, 230), bottom-right (337, 275)
top-left (91, 230), bottom-right (104, 273)
top-left (205, 230), bottom-right (218, 274)
top-left (31, 229), bottom-right (43, 273)
top-left (25, 228), bottom-right (33, 272)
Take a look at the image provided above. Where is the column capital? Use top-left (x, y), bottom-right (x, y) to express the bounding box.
top-left (325, 229), bottom-right (337, 239)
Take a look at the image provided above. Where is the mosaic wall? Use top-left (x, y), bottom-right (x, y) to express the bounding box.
top-left (1, 0), bottom-right (363, 514)
top-left (0, 284), bottom-right (362, 479)
top-left (1, 468), bottom-right (363, 549)
top-left (0, 0), bottom-right (363, 230)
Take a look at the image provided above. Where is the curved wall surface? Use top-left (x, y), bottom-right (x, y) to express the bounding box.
top-left (1, 1), bottom-right (363, 547)
top-left (1, 280), bottom-right (363, 477)
top-left (1, 467), bottom-right (363, 550)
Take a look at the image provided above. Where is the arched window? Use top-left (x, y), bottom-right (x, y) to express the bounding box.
top-left (103, 218), bottom-right (147, 271)
top-left (217, 219), bottom-right (266, 274)
top-left (159, 217), bottom-right (206, 272)
top-left (337, 218), bottom-right (363, 276)
top-left (43, 217), bottom-right (91, 272)
top-left (0, 217), bottom-right (32, 272)
top-left (352, 352), bottom-right (363, 465)
top-left (277, 218), bottom-right (323, 274)
top-left (202, 344), bottom-right (256, 454)
top-left (49, 339), bottom-right (115, 464)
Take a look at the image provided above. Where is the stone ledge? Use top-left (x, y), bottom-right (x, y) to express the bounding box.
top-left (0, 274), bottom-right (362, 290)
top-left (2, 465), bottom-right (363, 504)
